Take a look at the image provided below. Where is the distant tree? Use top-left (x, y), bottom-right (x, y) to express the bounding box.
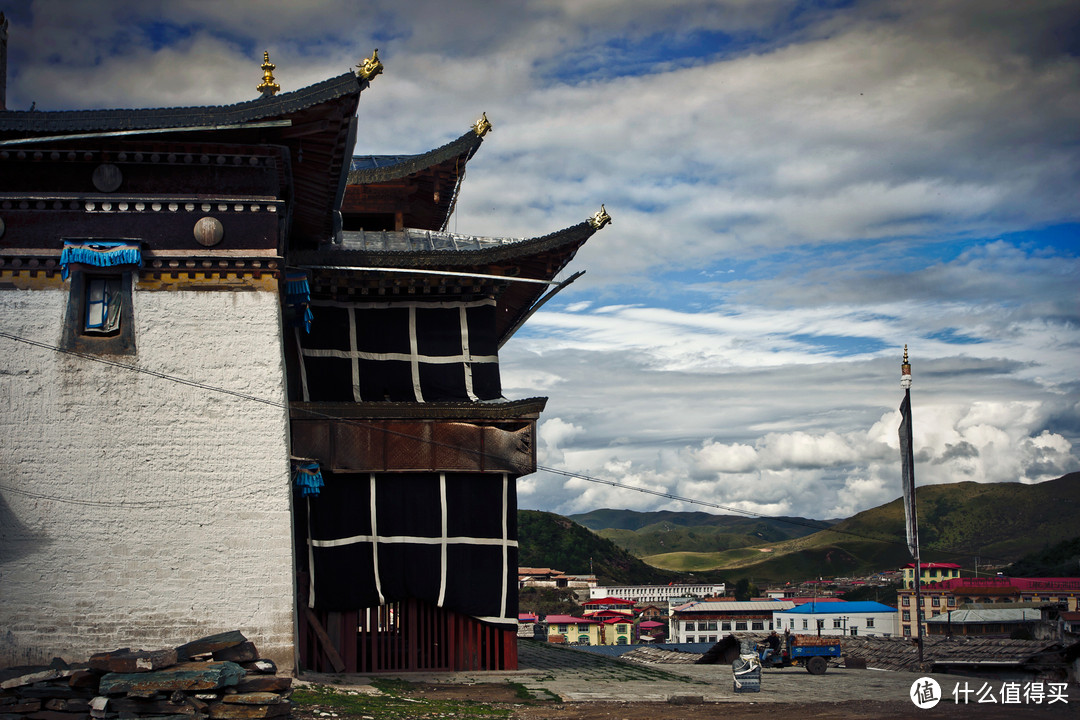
top-left (1002, 536), bottom-right (1080, 578)
top-left (518, 588), bottom-right (580, 618)
top-left (734, 578), bottom-right (759, 601)
top-left (841, 583), bottom-right (900, 606)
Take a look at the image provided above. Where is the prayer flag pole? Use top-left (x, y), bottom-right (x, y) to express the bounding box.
top-left (899, 345), bottom-right (924, 662)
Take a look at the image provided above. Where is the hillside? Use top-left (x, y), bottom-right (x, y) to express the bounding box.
top-left (517, 510), bottom-right (723, 586)
top-left (569, 509), bottom-right (833, 557)
top-left (641, 472), bottom-right (1080, 584)
top-left (1002, 535), bottom-right (1080, 578)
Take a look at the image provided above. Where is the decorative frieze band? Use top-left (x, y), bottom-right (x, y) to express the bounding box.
top-left (0, 197), bottom-right (282, 214)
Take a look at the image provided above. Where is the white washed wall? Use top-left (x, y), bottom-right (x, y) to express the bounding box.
top-left (0, 283), bottom-right (296, 669)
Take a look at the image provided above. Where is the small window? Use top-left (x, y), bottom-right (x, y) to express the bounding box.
top-left (833, 618), bottom-right (842, 629)
top-left (721, 621), bottom-right (731, 631)
top-left (686, 622), bottom-right (696, 631)
top-left (902, 597), bottom-right (910, 606)
top-left (902, 610), bottom-right (910, 621)
top-left (802, 619), bottom-right (808, 629)
top-left (931, 597), bottom-right (940, 607)
top-left (62, 270), bottom-right (136, 355)
top-left (735, 621), bottom-right (747, 631)
top-left (85, 277), bottom-right (123, 334)
top-left (752, 620), bottom-right (764, 631)
top-left (866, 618), bottom-right (875, 628)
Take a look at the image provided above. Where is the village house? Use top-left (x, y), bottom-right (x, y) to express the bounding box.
top-left (0, 38), bottom-right (608, 673)
top-left (923, 608), bottom-right (1044, 638)
top-left (773, 600), bottom-right (898, 637)
top-left (898, 576), bottom-right (1080, 637)
top-left (544, 615), bottom-right (602, 645)
top-left (902, 562), bottom-right (962, 588)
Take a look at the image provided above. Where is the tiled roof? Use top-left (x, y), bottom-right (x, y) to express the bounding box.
top-left (346, 130), bottom-right (484, 185)
top-left (840, 636), bottom-right (1070, 672)
top-left (0, 73), bottom-right (364, 136)
top-left (640, 633), bottom-right (1076, 674)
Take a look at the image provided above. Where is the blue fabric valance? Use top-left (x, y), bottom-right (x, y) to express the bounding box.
top-left (60, 241), bottom-right (142, 280)
top-left (292, 460), bottom-right (324, 497)
top-left (285, 270), bottom-right (314, 333)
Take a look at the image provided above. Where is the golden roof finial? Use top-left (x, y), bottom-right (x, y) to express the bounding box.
top-left (473, 112), bottom-right (493, 137)
top-left (257, 51), bottom-right (280, 97)
top-left (901, 344), bottom-right (912, 389)
top-left (588, 204), bottom-right (612, 230)
top-left (356, 48), bottom-right (383, 81)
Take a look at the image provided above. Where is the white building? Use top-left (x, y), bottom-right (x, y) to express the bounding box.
top-left (589, 583), bottom-right (725, 604)
top-left (773, 601), bottom-right (898, 637)
top-left (671, 601), bottom-right (794, 643)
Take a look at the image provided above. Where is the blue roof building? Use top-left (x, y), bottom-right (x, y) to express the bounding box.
top-left (775, 601), bottom-right (898, 637)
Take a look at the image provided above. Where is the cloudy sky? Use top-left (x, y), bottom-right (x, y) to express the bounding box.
top-left (5, 0), bottom-right (1078, 520)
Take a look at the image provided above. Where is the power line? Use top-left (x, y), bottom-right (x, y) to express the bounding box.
top-left (0, 329), bottom-right (1010, 565)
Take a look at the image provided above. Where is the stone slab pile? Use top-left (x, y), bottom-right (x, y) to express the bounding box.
top-left (0, 631), bottom-right (291, 720)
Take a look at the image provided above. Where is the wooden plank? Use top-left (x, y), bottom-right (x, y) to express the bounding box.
top-left (342, 610), bottom-right (358, 673)
top-left (302, 606), bottom-right (346, 673)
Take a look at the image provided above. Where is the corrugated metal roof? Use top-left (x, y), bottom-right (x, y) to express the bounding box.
top-left (925, 608), bottom-right (1041, 624)
top-left (780, 601), bottom-right (897, 614)
top-left (676, 601), bottom-right (795, 612)
top-left (339, 228), bottom-right (519, 253)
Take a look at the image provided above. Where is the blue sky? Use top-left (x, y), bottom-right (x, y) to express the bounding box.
top-left (5, 0), bottom-right (1078, 519)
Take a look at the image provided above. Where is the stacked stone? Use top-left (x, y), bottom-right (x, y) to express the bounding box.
top-left (0, 632), bottom-right (291, 720)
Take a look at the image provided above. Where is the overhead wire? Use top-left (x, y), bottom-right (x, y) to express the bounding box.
top-left (0, 329), bottom-right (1011, 566)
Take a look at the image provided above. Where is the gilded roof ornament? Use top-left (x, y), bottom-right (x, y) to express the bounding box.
top-left (356, 49), bottom-right (383, 81)
top-left (588, 204), bottom-right (612, 230)
top-left (256, 51), bottom-right (280, 97)
top-left (473, 112), bottom-right (493, 137)
top-left (901, 344), bottom-right (912, 389)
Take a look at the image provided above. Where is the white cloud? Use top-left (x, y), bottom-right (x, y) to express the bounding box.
top-left (9, 0), bottom-right (1078, 520)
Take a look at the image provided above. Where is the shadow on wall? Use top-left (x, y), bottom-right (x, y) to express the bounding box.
top-left (0, 492), bottom-right (51, 566)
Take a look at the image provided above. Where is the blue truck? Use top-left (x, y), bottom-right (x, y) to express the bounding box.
top-left (757, 632), bottom-right (842, 675)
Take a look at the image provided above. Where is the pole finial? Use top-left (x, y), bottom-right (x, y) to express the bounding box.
top-left (257, 51), bottom-right (280, 97)
top-left (901, 344), bottom-right (912, 388)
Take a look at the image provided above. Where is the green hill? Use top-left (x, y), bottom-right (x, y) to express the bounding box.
top-left (569, 509), bottom-right (835, 558)
top-left (1002, 535), bottom-right (1080, 578)
top-left (517, 510), bottom-right (722, 586)
top-left (641, 473), bottom-right (1080, 584)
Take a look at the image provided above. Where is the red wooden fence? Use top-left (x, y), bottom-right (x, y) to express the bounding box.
top-left (299, 597), bottom-right (518, 673)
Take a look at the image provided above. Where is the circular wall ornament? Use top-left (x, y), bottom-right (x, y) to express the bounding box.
top-left (92, 163), bottom-right (123, 192)
top-left (194, 216), bottom-right (224, 247)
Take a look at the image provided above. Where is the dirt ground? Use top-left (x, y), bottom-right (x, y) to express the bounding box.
top-left (293, 680), bottom-right (1080, 719)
